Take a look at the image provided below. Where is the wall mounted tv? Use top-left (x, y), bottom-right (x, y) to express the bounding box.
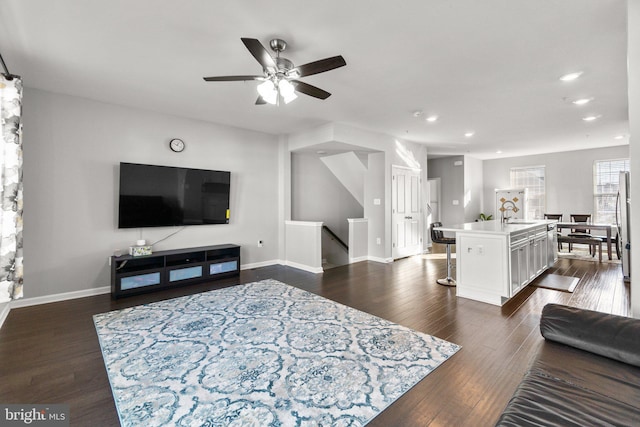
top-left (118, 162), bottom-right (230, 228)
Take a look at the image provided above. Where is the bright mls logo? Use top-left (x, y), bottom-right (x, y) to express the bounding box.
top-left (1, 404), bottom-right (69, 426)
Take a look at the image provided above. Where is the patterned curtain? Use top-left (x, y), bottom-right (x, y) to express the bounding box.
top-left (0, 75), bottom-right (23, 302)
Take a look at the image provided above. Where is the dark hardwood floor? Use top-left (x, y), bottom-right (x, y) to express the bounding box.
top-left (0, 252), bottom-right (628, 426)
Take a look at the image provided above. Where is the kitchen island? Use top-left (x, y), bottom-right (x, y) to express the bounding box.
top-left (436, 220), bottom-right (557, 306)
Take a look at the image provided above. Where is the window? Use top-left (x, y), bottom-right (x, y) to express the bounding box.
top-left (510, 166), bottom-right (545, 219)
top-left (593, 159), bottom-right (629, 225)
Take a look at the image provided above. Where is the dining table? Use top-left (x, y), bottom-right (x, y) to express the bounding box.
top-left (556, 222), bottom-right (614, 260)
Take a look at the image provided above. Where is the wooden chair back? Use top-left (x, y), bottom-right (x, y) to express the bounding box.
top-left (544, 214), bottom-right (563, 221)
top-left (570, 214), bottom-right (591, 223)
top-left (570, 214), bottom-right (592, 235)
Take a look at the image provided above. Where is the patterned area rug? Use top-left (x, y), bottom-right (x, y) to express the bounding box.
top-left (94, 279), bottom-right (460, 426)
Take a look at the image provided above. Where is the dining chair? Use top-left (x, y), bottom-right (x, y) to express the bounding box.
top-left (544, 214), bottom-right (563, 221)
top-left (569, 214), bottom-right (593, 254)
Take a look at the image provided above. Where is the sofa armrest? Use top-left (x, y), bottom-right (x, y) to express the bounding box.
top-left (540, 304), bottom-right (640, 367)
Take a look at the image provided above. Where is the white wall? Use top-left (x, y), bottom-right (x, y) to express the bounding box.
top-left (463, 156), bottom-right (484, 222)
top-left (287, 123), bottom-right (429, 261)
top-left (365, 152), bottom-right (386, 259)
top-left (291, 153), bottom-right (363, 240)
top-left (483, 145), bottom-right (629, 220)
top-left (23, 89), bottom-right (280, 299)
top-left (320, 152), bottom-right (366, 206)
top-left (428, 156), bottom-right (465, 226)
top-left (291, 152), bottom-right (363, 264)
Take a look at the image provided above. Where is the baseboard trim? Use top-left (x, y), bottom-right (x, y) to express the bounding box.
top-left (282, 260), bottom-right (323, 274)
top-left (368, 256), bottom-right (394, 263)
top-left (4, 261), bottom-right (298, 312)
top-left (349, 256), bottom-right (368, 264)
top-left (10, 286), bottom-right (111, 309)
top-left (240, 260), bottom-right (280, 270)
top-left (0, 258), bottom-right (334, 330)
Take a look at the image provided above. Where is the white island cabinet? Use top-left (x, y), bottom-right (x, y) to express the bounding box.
top-left (436, 220), bottom-right (556, 306)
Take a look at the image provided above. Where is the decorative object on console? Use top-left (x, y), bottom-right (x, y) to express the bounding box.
top-left (94, 279), bottom-right (460, 426)
top-left (129, 245), bottom-right (152, 257)
top-left (203, 37), bottom-right (346, 105)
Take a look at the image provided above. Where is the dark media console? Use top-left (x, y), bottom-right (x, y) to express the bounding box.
top-left (110, 244), bottom-right (240, 298)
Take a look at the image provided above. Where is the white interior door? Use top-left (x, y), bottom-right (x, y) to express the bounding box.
top-left (392, 166), bottom-right (422, 259)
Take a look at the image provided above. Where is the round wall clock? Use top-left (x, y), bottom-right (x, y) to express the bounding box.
top-left (169, 138), bottom-right (185, 152)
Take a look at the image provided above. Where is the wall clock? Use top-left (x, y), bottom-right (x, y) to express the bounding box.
top-left (169, 138), bottom-right (185, 152)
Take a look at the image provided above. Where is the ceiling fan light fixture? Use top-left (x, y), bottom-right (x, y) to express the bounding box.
top-left (278, 79), bottom-right (295, 95)
top-left (288, 69), bottom-right (301, 79)
top-left (282, 91), bottom-right (298, 104)
top-left (204, 37), bottom-right (345, 105)
top-left (257, 80), bottom-right (277, 104)
top-left (278, 79), bottom-right (297, 104)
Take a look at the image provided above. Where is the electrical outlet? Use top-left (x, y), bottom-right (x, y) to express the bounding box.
top-left (376, 237), bottom-right (381, 245)
top-left (258, 240), bottom-right (263, 247)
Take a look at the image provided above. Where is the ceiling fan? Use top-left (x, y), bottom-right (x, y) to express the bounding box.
top-left (203, 38), bottom-right (346, 105)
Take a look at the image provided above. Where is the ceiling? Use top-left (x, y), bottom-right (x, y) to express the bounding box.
top-left (0, 0), bottom-right (629, 159)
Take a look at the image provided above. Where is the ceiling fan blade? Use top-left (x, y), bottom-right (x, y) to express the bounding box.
top-left (255, 96), bottom-right (266, 105)
top-left (293, 55), bottom-right (346, 77)
top-left (241, 38), bottom-right (277, 70)
top-left (203, 75), bottom-right (263, 82)
top-left (291, 80), bottom-right (331, 100)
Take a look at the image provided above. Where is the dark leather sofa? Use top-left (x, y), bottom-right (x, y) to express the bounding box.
top-left (496, 303), bottom-right (640, 426)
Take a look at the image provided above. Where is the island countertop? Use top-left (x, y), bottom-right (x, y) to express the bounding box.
top-left (436, 219), bottom-right (555, 235)
top-left (434, 219), bottom-right (557, 307)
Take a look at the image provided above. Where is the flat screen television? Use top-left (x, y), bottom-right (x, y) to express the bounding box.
top-left (118, 162), bottom-right (230, 228)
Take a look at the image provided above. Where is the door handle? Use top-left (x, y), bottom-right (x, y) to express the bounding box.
top-left (405, 216), bottom-right (413, 220)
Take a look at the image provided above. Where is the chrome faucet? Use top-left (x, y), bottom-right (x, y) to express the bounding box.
top-left (501, 200), bottom-right (517, 223)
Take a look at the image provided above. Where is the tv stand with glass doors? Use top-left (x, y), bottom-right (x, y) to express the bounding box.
top-left (110, 244), bottom-right (240, 298)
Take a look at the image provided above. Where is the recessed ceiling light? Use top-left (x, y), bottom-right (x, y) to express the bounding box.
top-left (560, 71), bottom-right (583, 82)
top-left (572, 98), bottom-right (593, 105)
top-left (496, 150), bottom-right (503, 154)
top-left (582, 115), bottom-right (600, 122)
top-left (425, 115), bottom-right (438, 123)
top-left (464, 131), bottom-right (475, 137)
top-left (413, 110), bottom-right (423, 117)
top-left (614, 135), bottom-right (625, 140)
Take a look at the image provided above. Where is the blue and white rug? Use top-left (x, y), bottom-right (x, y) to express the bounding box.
top-left (94, 279), bottom-right (460, 426)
